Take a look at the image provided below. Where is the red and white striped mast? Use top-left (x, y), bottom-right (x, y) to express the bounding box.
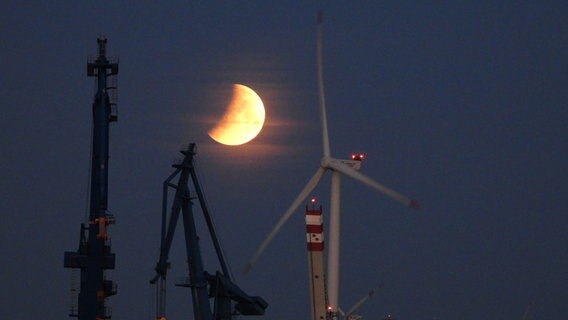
top-left (305, 197), bottom-right (329, 320)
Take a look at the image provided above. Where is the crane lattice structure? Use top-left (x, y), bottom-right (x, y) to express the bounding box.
top-left (150, 143), bottom-right (268, 320)
top-left (64, 37), bottom-right (119, 320)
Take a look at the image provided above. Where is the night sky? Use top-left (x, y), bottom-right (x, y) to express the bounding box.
top-left (1, 2), bottom-right (567, 319)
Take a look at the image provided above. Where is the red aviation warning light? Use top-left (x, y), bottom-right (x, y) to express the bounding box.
top-left (327, 305), bottom-right (337, 318)
top-left (309, 196), bottom-right (318, 209)
top-left (351, 153), bottom-right (365, 161)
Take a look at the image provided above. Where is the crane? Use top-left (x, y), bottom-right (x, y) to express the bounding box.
top-left (150, 143), bottom-right (268, 320)
top-left (64, 37), bottom-right (119, 320)
top-left (338, 284), bottom-right (383, 320)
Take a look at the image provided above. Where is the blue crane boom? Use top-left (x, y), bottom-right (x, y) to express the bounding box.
top-left (64, 37), bottom-right (119, 320)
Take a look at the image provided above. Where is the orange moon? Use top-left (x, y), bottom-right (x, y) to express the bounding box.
top-left (208, 84), bottom-right (265, 146)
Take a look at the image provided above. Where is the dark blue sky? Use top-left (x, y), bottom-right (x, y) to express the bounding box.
top-left (1, 2), bottom-right (567, 319)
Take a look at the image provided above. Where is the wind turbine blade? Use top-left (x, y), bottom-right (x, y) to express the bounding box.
top-left (328, 161), bottom-right (420, 209)
top-left (244, 167), bottom-right (326, 274)
top-left (317, 11), bottom-right (331, 158)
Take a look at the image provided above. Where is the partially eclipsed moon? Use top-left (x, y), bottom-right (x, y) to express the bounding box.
top-left (208, 84), bottom-right (265, 146)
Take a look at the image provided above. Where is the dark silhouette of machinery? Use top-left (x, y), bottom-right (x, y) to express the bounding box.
top-left (150, 143), bottom-right (267, 320)
top-left (64, 37), bottom-right (119, 320)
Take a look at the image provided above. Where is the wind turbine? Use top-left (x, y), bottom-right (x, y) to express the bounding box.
top-left (244, 11), bottom-right (419, 318)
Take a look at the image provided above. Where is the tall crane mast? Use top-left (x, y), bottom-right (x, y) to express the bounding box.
top-left (64, 37), bottom-right (119, 320)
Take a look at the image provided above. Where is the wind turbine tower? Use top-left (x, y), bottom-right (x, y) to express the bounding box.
top-left (64, 37), bottom-right (119, 320)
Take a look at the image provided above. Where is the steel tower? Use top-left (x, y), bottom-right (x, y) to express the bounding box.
top-left (64, 37), bottom-right (119, 320)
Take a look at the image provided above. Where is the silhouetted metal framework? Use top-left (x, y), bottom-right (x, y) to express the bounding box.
top-left (150, 143), bottom-right (268, 320)
top-left (64, 37), bottom-right (119, 320)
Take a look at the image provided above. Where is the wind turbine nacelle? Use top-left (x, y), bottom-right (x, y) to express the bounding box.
top-left (340, 159), bottom-right (362, 171)
top-left (339, 153), bottom-right (365, 170)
